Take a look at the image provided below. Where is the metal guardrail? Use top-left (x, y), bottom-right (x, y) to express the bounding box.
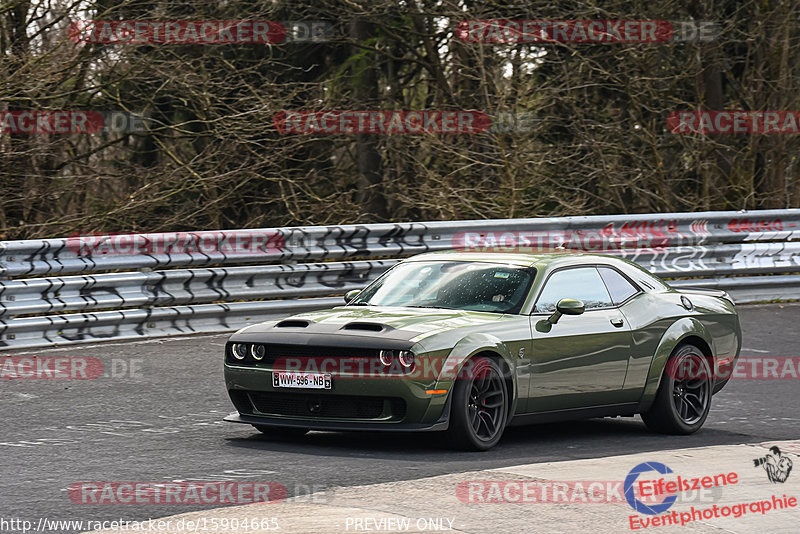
top-left (0, 261), bottom-right (392, 317)
top-left (2, 210), bottom-right (797, 277)
top-left (2, 209), bottom-right (799, 350)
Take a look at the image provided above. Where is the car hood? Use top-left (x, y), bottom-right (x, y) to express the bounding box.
top-left (232, 305), bottom-right (509, 346)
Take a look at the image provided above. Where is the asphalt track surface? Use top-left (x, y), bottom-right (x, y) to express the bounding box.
top-left (1, 303), bottom-right (798, 532)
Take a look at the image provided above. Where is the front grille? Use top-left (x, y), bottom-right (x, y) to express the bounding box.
top-left (266, 344), bottom-right (382, 366)
top-left (246, 391), bottom-right (406, 420)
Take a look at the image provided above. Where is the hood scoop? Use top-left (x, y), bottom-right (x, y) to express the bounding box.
top-left (340, 322), bottom-right (388, 332)
top-left (275, 319), bottom-right (310, 328)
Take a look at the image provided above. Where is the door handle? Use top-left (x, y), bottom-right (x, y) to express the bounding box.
top-left (610, 318), bottom-right (624, 327)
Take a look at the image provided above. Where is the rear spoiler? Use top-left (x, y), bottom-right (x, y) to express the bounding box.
top-left (678, 287), bottom-right (735, 305)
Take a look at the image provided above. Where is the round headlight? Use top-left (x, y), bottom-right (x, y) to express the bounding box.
top-left (250, 344), bottom-right (266, 361)
top-left (379, 350), bottom-right (394, 366)
top-left (231, 343), bottom-right (248, 360)
top-left (398, 351), bottom-right (415, 368)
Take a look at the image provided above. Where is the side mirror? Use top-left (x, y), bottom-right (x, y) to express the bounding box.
top-left (556, 298), bottom-right (585, 317)
top-left (344, 289), bottom-right (362, 304)
top-left (536, 298), bottom-right (585, 332)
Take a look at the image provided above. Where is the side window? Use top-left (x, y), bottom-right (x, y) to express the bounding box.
top-left (534, 267), bottom-right (613, 313)
top-left (598, 267), bottom-right (640, 305)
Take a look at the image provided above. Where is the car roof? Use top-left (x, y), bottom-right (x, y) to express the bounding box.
top-left (402, 250), bottom-right (624, 269)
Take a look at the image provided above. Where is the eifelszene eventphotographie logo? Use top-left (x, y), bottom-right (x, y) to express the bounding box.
top-left (624, 462), bottom-right (678, 515)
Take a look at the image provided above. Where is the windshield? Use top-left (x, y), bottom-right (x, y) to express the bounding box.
top-left (351, 261), bottom-right (535, 314)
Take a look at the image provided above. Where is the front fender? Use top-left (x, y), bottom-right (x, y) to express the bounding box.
top-left (421, 333), bottom-right (519, 422)
top-left (637, 317), bottom-right (714, 412)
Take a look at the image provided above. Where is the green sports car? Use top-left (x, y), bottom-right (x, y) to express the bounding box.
top-left (223, 251), bottom-right (741, 450)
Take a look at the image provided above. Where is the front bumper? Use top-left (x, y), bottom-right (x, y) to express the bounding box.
top-left (224, 364), bottom-right (453, 431)
top-left (224, 411), bottom-right (450, 432)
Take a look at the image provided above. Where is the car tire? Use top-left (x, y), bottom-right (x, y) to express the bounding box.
top-left (445, 357), bottom-right (508, 451)
top-left (252, 425), bottom-right (309, 439)
top-left (641, 343), bottom-right (712, 434)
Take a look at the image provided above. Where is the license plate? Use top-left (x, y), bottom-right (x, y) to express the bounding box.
top-left (272, 371), bottom-right (331, 390)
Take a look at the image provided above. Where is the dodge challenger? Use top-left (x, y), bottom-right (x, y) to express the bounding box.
top-left (223, 252), bottom-right (741, 450)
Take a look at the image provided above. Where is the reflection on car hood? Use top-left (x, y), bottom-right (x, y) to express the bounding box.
top-left (304, 306), bottom-right (504, 331)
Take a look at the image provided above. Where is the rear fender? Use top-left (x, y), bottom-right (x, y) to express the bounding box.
top-left (637, 317), bottom-right (714, 412)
